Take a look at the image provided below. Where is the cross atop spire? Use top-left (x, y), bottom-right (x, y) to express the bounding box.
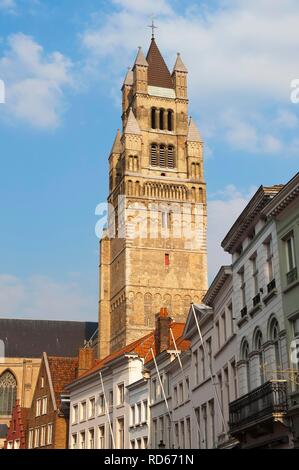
top-left (148, 19), bottom-right (157, 39)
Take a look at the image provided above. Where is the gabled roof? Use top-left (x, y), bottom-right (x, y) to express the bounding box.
top-left (146, 39), bottom-right (174, 89)
top-left (134, 47), bottom-right (148, 67)
top-left (221, 185), bottom-right (284, 254)
top-left (124, 108), bottom-right (141, 135)
top-left (173, 53), bottom-right (188, 73)
top-left (263, 172), bottom-right (299, 218)
top-left (110, 129), bottom-right (122, 154)
top-left (183, 304), bottom-right (213, 340)
top-left (203, 266), bottom-right (232, 306)
top-left (45, 354), bottom-right (78, 409)
top-left (187, 117), bottom-right (203, 143)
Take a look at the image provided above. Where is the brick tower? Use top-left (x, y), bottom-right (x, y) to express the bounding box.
top-left (98, 36), bottom-right (208, 358)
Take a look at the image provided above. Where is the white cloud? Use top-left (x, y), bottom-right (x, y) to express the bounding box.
top-left (0, 33), bottom-right (74, 128)
top-left (0, 0), bottom-right (16, 12)
top-left (207, 185), bottom-right (256, 280)
top-left (0, 274), bottom-right (96, 321)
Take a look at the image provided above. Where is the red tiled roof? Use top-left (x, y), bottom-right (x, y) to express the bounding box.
top-left (47, 356), bottom-right (78, 404)
top-left (77, 321), bottom-right (190, 380)
top-left (146, 39), bottom-right (174, 89)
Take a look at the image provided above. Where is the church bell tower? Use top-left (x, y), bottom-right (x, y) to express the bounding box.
top-left (98, 34), bottom-right (208, 358)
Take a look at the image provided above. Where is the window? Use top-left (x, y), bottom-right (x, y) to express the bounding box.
top-left (89, 397), bottom-right (95, 418)
top-left (180, 420), bottom-right (185, 449)
top-left (159, 416), bottom-right (164, 443)
top-left (72, 404), bottom-right (78, 424)
top-left (195, 408), bottom-right (201, 449)
top-left (215, 321), bottom-right (220, 350)
top-left (47, 423), bottom-right (53, 446)
top-left (41, 377), bottom-right (44, 389)
top-left (209, 400), bottom-right (215, 448)
top-left (159, 109), bottom-right (164, 130)
top-left (143, 437), bottom-right (148, 449)
top-left (186, 417), bottom-right (191, 449)
top-left (200, 347), bottom-right (205, 382)
top-left (88, 428), bottom-right (95, 449)
top-left (14, 439), bottom-right (20, 449)
top-left (193, 350), bottom-right (199, 385)
top-left (202, 404), bottom-right (207, 449)
top-left (207, 339), bottom-right (212, 374)
top-left (265, 238), bottom-right (274, 282)
top-left (150, 144), bottom-right (176, 168)
top-left (99, 394), bottom-right (105, 415)
top-left (174, 385), bottom-right (178, 406)
top-left (167, 110), bottom-right (174, 131)
top-left (80, 401), bottom-right (87, 421)
top-left (143, 400), bottom-right (148, 421)
top-left (224, 366), bottom-right (230, 408)
top-left (228, 303), bottom-right (234, 336)
top-left (231, 360), bottom-right (238, 400)
top-left (285, 232), bottom-right (297, 283)
top-left (34, 428), bottom-right (40, 448)
top-left (80, 431), bottom-right (86, 450)
top-left (131, 405), bottom-right (135, 426)
top-left (270, 318), bottom-right (282, 370)
top-left (72, 433), bottom-right (78, 450)
top-left (294, 318), bottom-right (299, 338)
top-left (175, 423), bottom-right (179, 449)
top-left (164, 253), bottom-right (170, 268)
top-left (109, 391), bottom-right (113, 410)
top-left (36, 398), bottom-right (41, 417)
top-left (241, 339), bottom-right (250, 392)
top-left (137, 403), bottom-right (142, 424)
top-left (28, 429), bottom-right (34, 449)
top-left (42, 396), bottom-right (47, 415)
top-left (131, 440), bottom-right (136, 449)
top-left (117, 384), bottom-right (124, 406)
top-left (221, 312), bottom-right (227, 343)
top-left (251, 254), bottom-right (259, 295)
top-left (254, 329), bottom-right (265, 384)
top-left (153, 419), bottom-right (158, 448)
top-left (152, 379), bottom-right (157, 402)
top-left (137, 438), bottom-right (142, 449)
top-left (179, 382), bottom-right (184, 404)
top-left (218, 373), bottom-right (224, 431)
top-left (0, 371), bottom-right (17, 416)
top-left (98, 425), bottom-right (105, 449)
top-left (239, 269), bottom-right (246, 308)
top-left (40, 425), bottom-right (46, 447)
top-left (151, 108), bottom-right (157, 129)
top-left (109, 424), bottom-right (114, 449)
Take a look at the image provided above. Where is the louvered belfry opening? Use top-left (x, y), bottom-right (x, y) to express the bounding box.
top-left (150, 144), bottom-right (176, 168)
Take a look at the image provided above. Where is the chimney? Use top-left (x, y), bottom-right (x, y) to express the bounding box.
top-left (78, 347), bottom-right (94, 378)
top-left (155, 308), bottom-right (172, 354)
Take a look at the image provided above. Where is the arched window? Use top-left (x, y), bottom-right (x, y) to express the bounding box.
top-left (253, 329), bottom-right (265, 385)
top-left (159, 145), bottom-right (166, 167)
top-left (167, 146), bottom-right (175, 168)
top-left (151, 144), bottom-right (158, 166)
top-left (241, 339), bottom-right (250, 393)
top-left (151, 108), bottom-right (157, 129)
top-left (167, 110), bottom-right (173, 131)
top-left (159, 109), bottom-right (164, 130)
top-left (269, 317), bottom-right (281, 370)
top-left (0, 371), bottom-right (17, 416)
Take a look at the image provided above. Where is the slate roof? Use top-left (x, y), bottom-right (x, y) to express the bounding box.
top-left (146, 39), bottom-right (174, 89)
top-left (110, 129), bottom-right (122, 154)
top-left (134, 47), bottom-right (148, 67)
top-left (124, 108), bottom-right (141, 135)
top-left (187, 117), bottom-right (203, 142)
top-left (173, 53), bottom-right (188, 73)
top-left (0, 319), bottom-right (98, 358)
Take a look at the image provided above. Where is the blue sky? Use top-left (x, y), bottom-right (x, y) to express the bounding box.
top-left (0, 0), bottom-right (298, 321)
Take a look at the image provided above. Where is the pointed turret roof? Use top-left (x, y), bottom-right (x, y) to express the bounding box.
top-left (134, 47), bottom-right (148, 67)
top-left (124, 108), bottom-right (141, 135)
top-left (187, 117), bottom-right (203, 142)
top-left (123, 69), bottom-right (133, 86)
top-left (173, 53), bottom-right (188, 73)
top-left (111, 129), bottom-right (122, 154)
top-left (146, 39), bottom-right (174, 89)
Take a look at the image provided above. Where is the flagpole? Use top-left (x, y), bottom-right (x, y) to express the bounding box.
top-left (191, 304), bottom-right (228, 435)
top-left (99, 371), bottom-right (116, 449)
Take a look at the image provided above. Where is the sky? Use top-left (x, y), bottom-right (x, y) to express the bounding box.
top-left (0, 0), bottom-right (298, 322)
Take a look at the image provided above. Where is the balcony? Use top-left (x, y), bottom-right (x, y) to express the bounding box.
top-left (240, 306), bottom-right (248, 318)
top-left (287, 267), bottom-right (298, 285)
top-left (229, 381), bottom-right (288, 436)
top-left (267, 278), bottom-right (276, 294)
